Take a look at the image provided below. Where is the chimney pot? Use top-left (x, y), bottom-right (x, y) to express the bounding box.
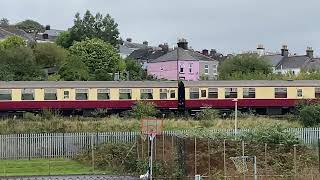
top-left (45, 25), bottom-right (50, 30)
top-left (202, 49), bottom-right (209, 56)
top-left (257, 44), bottom-right (265, 56)
top-left (177, 38), bottom-right (188, 50)
top-left (281, 45), bottom-right (289, 57)
top-left (306, 46), bottom-right (314, 58)
top-left (126, 38), bottom-right (132, 42)
top-left (143, 41), bottom-right (148, 46)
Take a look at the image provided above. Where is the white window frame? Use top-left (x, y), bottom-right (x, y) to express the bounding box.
top-left (189, 63), bottom-right (192, 73)
top-left (204, 64), bottom-right (209, 74)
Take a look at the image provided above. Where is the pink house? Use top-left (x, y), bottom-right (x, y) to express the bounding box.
top-left (147, 39), bottom-right (218, 81)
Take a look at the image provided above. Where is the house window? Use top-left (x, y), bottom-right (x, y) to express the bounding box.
top-left (97, 88), bottom-right (110, 100)
top-left (190, 88), bottom-right (199, 99)
top-left (201, 90), bottom-right (207, 98)
top-left (160, 89), bottom-right (168, 99)
top-left (297, 89), bottom-right (303, 97)
top-left (225, 88), bottom-right (237, 98)
top-left (213, 65), bottom-right (217, 69)
top-left (204, 64), bottom-right (209, 74)
top-left (170, 90), bottom-right (176, 98)
top-left (243, 88), bottom-right (255, 98)
top-left (64, 91), bottom-right (70, 99)
top-left (119, 89), bottom-right (132, 100)
top-left (208, 88), bottom-right (218, 99)
top-left (180, 65), bottom-right (184, 73)
top-left (189, 64), bottom-right (192, 73)
top-left (44, 89), bottom-right (57, 100)
top-left (0, 89), bottom-right (12, 100)
top-left (140, 89), bottom-right (153, 99)
top-left (76, 89), bottom-right (88, 100)
top-left (22, 89), bottom-right (35, 100)
top-left (315, 88), bottom-right (320, 98)
top-left (275, 88), bottom-right (287, 98)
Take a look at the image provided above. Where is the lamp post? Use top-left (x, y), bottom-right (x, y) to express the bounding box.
top-left (232, 99), bottom-right (238, 136)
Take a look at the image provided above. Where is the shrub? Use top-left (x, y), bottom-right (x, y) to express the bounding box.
top-left (131, 101), bottom-right (158, 119)
top-left (298, 104), bottom-right (320, 127)
top-left (91, 109), bottom-right (108, 118)
top-left (23, 112), bottom-right (41, 121)
top-left (195, 108), bottom-right (219, 121)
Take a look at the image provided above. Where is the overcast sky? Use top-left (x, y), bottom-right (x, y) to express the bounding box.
top-left (1, 0), bottom-right (320, 55)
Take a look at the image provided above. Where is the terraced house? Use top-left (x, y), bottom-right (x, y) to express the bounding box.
top-left (147, 39), bottom-right (219, 81)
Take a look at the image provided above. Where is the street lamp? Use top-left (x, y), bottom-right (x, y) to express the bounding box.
top-left (232, 99), bottom-right (238, 136)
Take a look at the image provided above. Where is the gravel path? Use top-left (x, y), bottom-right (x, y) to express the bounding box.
top-left (0, 175), bottom-right (139, 180)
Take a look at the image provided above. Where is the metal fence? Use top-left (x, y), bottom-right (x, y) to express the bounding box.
top-left (0, 128), bottom-right (320, 159)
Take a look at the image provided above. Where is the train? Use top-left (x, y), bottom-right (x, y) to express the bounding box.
top-left (0, 80), bottom-right (319, 116)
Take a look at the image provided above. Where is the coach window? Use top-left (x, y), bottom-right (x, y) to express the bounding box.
top-left (76, 89), bottom-right (88, 100)
top-left (119, 89), bottom-right (132, 100)
top-left (208, 88), bottom-right (218, 98)
top-left (22, 89), bottom-right (34, 100)
top-left (315, 88), bottom-right (320, 98)
top-left (243, 88), bottom-right (255, 98)
top-left (189, 88), bottom-right (200, 99)
top-left (160, 89), bottom-right (168, 99)
top-left (141, 89), bottom-right (153, 99)
top-left (170, 90), bottom-right (176, 98)
top-left (201, 90), bottom-right (207, 98)
top-left (44, 89), bottom-right (57, 100)
top-left (297, 89), bottom-right (303, 97)
top-left (275, 88), bottom-right (287, 98)
top-left (225, 88), bottom-right (237, 98)
top-left (97, 89), bottom-right (110, 100)
top-left (0, 89), bottom-right (12, 100)
top-left (64, 91), bottom-right (70, 99)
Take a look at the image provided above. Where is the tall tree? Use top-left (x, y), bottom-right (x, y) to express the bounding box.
top-left (69, 38), bottom-right (125, 80)
top-left (218, 54), bottom-right (272, 80)
top-left (0, 18), bottom-right (9, 27)
top-left (58, 55), bottom-right (90, 81)
top-left (0, 47), bottom-right (44, 80)
top-left (15, 19), bottom-right (44, 33)
top-left (33, 43), bottom-right (68, 68)
top-left (63, 10), bottom-right (120, 48)
top-left (125, 58), bottom-right (147, 80)
top-left (56, 31), bottom-right (73, 48)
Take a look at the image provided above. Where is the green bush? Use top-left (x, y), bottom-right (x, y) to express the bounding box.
top-left (23, 112), bottom-right (41, 121)
top-left (194, 108), bottom-right (219, 121)
top-left (91, 109), bottom-right (108, 118)
top-left (298, 104), bottom-right (320, 127)
top-left (131, 101), bottom-right (158, 119)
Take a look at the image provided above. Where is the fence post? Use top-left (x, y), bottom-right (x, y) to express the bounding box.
top-left (62, 133), bottom-right (66, 157)
top-left (194, 137), bottom-right (197, 176)
top-left (208, 138), bottom-right (211, 177)
top-left (28, 134), bottom-right (31, 161)
top-left (91, 133), bottom-right (95, 174)
top-left (294, 144), bottom-right (297, 176)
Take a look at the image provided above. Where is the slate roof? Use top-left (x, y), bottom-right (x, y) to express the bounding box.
top-left (263, 54), bottom-right (283, 67)
top-left (128, 48), bottom-right (167, 62)
top-left (276, 56), bottom-right (310, 69)
top-left (43, 29), bottom-right (64, 37)
top-left (123, 41), bottom-right (147, 49)
top-left (0, 27), bottom-right (35, 42)
top-left (149, 48), bottom-right (217, 63)
top-left (302, 58), bottom-right (320, 71)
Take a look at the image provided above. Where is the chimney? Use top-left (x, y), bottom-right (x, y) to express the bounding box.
top-left (159, 43), bottom-right (169, 53)
top-left (306, 47), bottom-right (313, 58)
top-left (210, 49), bottom-right (217, 56)
top-left (281, 45), bottom-right (289, 57)
top-left (143, 41), bottom-right (148, 46)
top-left (257, 44), bottom-right (265, 56)
top-left (126, 38), bottom-right (132, 42)
top-left (45, 25), bottom-right (50, 30)
top-left (202, 49), bottom-right (209, 56)
top-left (177, 38), bottom-right (188, 50)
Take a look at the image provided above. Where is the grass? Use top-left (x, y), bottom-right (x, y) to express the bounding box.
top-left (0, 115), bottom-right (302, 134)
top-left (0, 158), bottom-right (110, 176)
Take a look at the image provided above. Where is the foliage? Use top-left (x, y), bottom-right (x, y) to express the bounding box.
top-left (0, 47), bottom-right (45, 81)
top-left (65, 10), bottom-right (120, 48)
top-left (131, 101), bottom-right (158, 119)
top-left (218, 53), bottom-right (272, 80)
top-left (91, 109), bottom-right (109, 118)
top-left (0, 18), bottom-right (9, 27)
top-left (15, 19), bottom-right (44, 33)
top-left (240, 125), bottom-right (300, 145)
top-left (58, 54), bottom-right (90, 81)
top-left (297, 103), bottom-right (320, 127)
top-left (0, 36), bottom-right (26, 49)
top-left (125, 58), bottom-right (148, 80)
top-left (69, 38), bottom-right (125, 80)
top-left (195, 108), bottom-right (219, 121)
top-left (33, 43), bottom-right (68, 68)
top-left (56, 31), bottom-right (73, 48)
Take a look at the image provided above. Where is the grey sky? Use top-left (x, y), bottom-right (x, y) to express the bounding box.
top-left (1, 0), bottom-right (320, 55)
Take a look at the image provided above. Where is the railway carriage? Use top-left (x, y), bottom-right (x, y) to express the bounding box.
top-left (0, 80), bottom-right (320, 116)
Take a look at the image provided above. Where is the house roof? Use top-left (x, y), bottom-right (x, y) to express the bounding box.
top-left (263, 54), bottom-right (283, 67)
top-left (43, 29), bottom-right (64, 37)
top-left (123, 41), bottom-right (147, 49)
top-left (128, 48), bottom-right (168, 61)
top-left (302, 58), bottom-right (320, 71)
top-left (149, 48), bottom-right (217, 63)
top-left (276, 55), bottom-right (310, 69)
top-left (0, 27), bottom-right (35, 42)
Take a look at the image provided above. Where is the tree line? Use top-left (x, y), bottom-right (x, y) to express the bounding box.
top-left (0, 10), bottom-right (148, 81)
